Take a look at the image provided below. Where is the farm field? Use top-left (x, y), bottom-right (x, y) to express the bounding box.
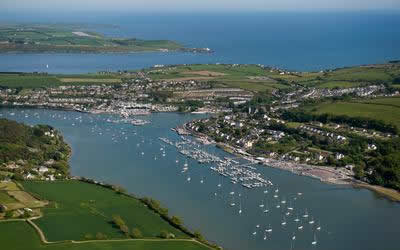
top-left (22, 180), bottom-right (189, 241)
top-left (307, 97), bottom-right (400, 128)
top-left (0, 181), bottom-right (46, 213)
top-left (0, 221), bottom-right (209, 250)
top-left (315, 81), bottom-right (365, 89)
top-left (325, 66), bottom-right (395, 82)
top-left (0, 73), bottom-right (123, 88)
top-left (145, 63), bottom-right (400, 93)
top-left (146, 64), bottom-right (290, 92)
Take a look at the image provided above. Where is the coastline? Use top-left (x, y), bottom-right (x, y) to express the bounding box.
top-left (183, 124), bottom-right (400, 202)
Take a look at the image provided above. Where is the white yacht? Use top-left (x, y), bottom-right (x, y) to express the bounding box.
top-left (311, 234), bottom-right (317, 245)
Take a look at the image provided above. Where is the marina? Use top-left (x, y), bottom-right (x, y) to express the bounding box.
top-left (1, 108), bottom-right (400, 250)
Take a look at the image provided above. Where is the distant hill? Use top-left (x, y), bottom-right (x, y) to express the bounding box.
top-left (0, 24), bottom-right (184, 53)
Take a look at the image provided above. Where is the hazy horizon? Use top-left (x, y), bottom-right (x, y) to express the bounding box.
top-left (1, 0), bottom-right (400, 13)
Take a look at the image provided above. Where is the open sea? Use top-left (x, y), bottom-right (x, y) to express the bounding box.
top-left (0, 11), bottom-right (400, 73)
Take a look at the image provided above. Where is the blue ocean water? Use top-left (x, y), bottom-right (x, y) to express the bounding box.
top-left (0, 11), bottom-right (399, 73)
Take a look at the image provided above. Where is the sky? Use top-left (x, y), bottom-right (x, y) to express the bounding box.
top-left (1, 0), bottom-right (400, 12)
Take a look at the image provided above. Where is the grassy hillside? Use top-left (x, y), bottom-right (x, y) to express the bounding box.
top-left (22, 180), bottom-right (189, 241)
top-left (144, 62), bottom-right (400, 93)
top-left (0, 73), bottom-right (122, 88)
top-left (0, 221), bottom-right (209, 250)
top-left (307, 97), bottom-right (400, 129)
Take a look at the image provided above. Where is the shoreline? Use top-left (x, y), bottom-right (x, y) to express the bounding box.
top-left (3, 105), bottom-right (399, 203)
top-left (183, 124), bottom-right (400, 202)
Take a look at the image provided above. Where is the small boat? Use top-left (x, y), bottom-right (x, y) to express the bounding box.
top-left (303, 209), bottom-right (309, 218)
top-left (297, 192), bottom-right (303, 196)
top-left (263, 189), bottom-right (268, 194)
top-left (266, 224), bottom-right (272, 233)
top-left (273, 194), bottom-right (279, 198)
top-left (281, 216), bottom-right (287, 226)
top-left (276, 204), bottom-right (281, 208)
top-left (263, 231), bottom-right (267, 240)
top-left (230, 196), bottom-right (236, 206)
top-left (298, 225), bottom-right (303, 230)
top-left (309, 217), bottom-right (315, 224)
top-left (217, 183), bottom-right (222, 188)
top-left (239, 195), bottom-right (242, 214)
top-left (187, 176), bottom-right (191, 182)
top-left (294, 215), bottom-right (300, 222)
top-left (292, 234), bottom-right (296, 240)
top-left (256, 224), bottom-right (260, 228)
top-left (311, 233), bottom-right (317, 245)
top-left (316, 221), bottom-right (321, 230)
top-left (252, 231), bottom-right (257, 235)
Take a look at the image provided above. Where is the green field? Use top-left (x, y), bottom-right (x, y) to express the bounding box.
top-left (22, 181), bottom-right (188, 241)
top-left (316, 81), bottom-right (365, 89)
top-left (308, 97), bottom-right (400, 128)
top-left (146, 64), bottom-right (290, 92)
top-left (0, 221), bottom-right (209, 250)
top-left (0, 24), bottom-right (183, 53)
top-left (145, 63), bottom-right (400, 93)
top-left (325, 66), bottom-right (395, 82)
top-left (0, 73), bottom-right (123, 88)
top-left (0, 190), bottom-right (16, 203)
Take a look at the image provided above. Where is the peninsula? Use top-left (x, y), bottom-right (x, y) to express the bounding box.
top-left (0, 24), bottom-right (212, 53)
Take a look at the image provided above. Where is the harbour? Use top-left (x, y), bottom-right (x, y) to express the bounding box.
top-left (1, 107), bottom-right (400, 250)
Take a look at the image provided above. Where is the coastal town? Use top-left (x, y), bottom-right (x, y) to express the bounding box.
top-left (1, 63), bottom-right (400, 191)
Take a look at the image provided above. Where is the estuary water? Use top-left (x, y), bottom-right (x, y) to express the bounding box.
top-left (1, 107), bottom-right (399, 250)
top-left (1, 11), bottom-right (400, 73)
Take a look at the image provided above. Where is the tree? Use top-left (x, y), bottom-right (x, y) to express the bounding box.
top-left (112, 214), bottom-right (125, 227)
top-left (171, 215), bottom-right (182, 226)
top-left (12, 173), bottom-right (24, 181)
top-left (120, 224), bottom-right (129, 235)
top-left (84, 233), bottom-right (93, 240)
top-left (159, 230), bottom-right (169, 239)
top-left (194, 231), bottom-right (205, 241)
top-left (5, 210), bottom-right (13, 218)
top-left (131, 228), bottom-right (143, 239)
top-left (95, 232), bottom-right (107, 240)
